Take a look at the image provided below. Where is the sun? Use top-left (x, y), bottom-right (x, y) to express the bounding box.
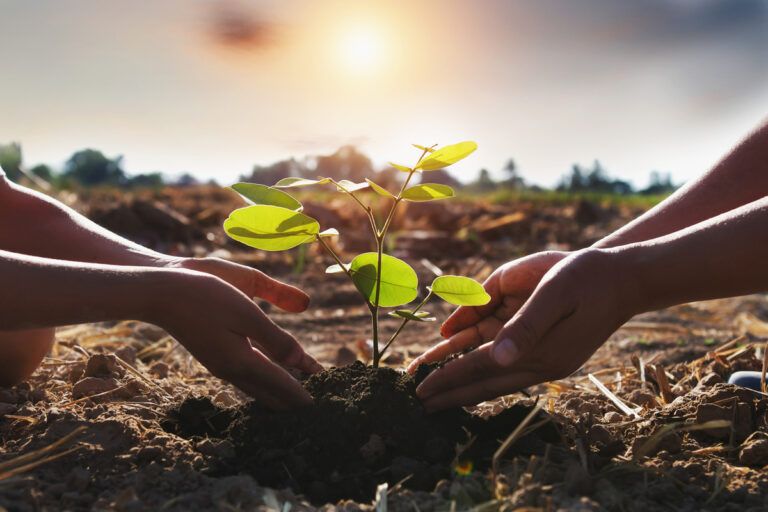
top-left (339, 26), bottom-right (384, 73)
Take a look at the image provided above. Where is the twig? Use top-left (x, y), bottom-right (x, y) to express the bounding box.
top-left (492, 398), bottom-right (544, 474)
top-left (761, 341), bottom-right (768, 394)
top-left (588, 373), bottom-right (641, 418)
top-left (0, 426), bottom-right (86, 474)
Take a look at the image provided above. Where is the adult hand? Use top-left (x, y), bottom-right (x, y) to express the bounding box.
top-left (153, 269), bottom-right (321, 410)
top-left (408, 251), bottom-right (568, 371)
top-left (166, 257), bottom-right (310, 313)
top-left (413, 249), bottom-right (638, 411)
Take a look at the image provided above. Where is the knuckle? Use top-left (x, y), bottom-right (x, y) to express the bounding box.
top-left (513, 315), bottom-right (539, 349)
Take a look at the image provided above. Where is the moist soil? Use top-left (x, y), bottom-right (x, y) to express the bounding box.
top-left (163, 362), bottom-right (558, 504)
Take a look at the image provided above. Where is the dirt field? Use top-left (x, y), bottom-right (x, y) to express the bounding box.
top-left (1, 187), bottom-right (767, 511)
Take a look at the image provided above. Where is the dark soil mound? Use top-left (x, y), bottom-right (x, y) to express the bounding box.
top-left (164, 362), bottom-right (558, 503)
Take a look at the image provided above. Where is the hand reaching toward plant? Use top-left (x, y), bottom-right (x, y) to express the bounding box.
top-left (0, 249), bottom-right (321, 409)
top-left (407, 251), bottom-right (568, 371)
top-left (166, 256), bottom-right (310, 313)
top-left (414, 249), bottom-right (632, 411)
top-left (156, 269), bottom-right (321, 409)
top-left (416, 196), bottom-right (768, 411)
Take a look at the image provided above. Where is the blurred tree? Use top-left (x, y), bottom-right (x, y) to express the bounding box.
top-left (63, 149), bottom-right (126, 186)
top-left (314, 145), bottom-right (373, 182)
top-left (425, 168), bottom-right (461, 188)
top-left (127, 172), bottom-right (164, 188)
top-left (557, 161), bottom-right (633, 195)
top-left (175, 172), bottom-right (200, 187)
top-left (245, 157), bottom-right (308, 185)
top-left (641, 170), bottom-right (677, 195)
top-left (0, 142), bottom-right (23, 181)
top-left (503, 159), bottom-right (525, 189)
top-left (472, 168), bottom-right (495, 191)
top-left (29, 164), bottom-right (54, 182)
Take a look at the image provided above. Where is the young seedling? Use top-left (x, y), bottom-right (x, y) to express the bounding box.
top-left (224, 141), bottom-right (491, 367)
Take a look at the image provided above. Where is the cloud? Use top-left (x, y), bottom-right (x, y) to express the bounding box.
top-left (207, 1), bottom-right (275, 51)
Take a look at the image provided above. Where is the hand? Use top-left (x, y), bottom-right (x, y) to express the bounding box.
top-left (414, 249), bottom-right (638, 411)
top-left (165, 256), bottom-right (310, 313)
top-left (154, 269), bottom-right (322, 410)
top-left (408, 251), bottom-right (568, 371)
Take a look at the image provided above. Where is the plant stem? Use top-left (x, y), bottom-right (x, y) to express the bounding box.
top-left (371, 147), bottom-right (431, 367)
top-left (378, 290), bottom-right (433, 361)
top-left (329, 179), bottom-right (379, 235)
top-left (315, 235), bottom-right (358, 289)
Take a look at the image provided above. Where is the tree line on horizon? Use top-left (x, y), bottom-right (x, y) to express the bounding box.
top-left (0, 141), bottom-right (677, 196)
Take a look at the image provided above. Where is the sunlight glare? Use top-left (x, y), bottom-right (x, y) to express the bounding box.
top-left (339, 26), bottom-right (384, 73)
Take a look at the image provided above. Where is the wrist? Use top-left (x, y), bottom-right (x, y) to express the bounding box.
top-left (601, 245), bottom-right (655, 319)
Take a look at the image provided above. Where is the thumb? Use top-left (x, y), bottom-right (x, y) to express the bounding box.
top-left (490, 281), bottom-right (573, 366)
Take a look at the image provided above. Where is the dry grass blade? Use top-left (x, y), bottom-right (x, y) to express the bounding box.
top-left (113, 355), bottom-right (171, 396)
top-left (0, 446), bottom-right (82, 481)
top-left (492, 398), bottom-right (544, 475)
top-left (588, 373), bottom-right (640, 418)
top-left (633, 420), bottom-right (730, 461)
top-left (652, 364), bottom-right (674, 404)
top-left (762, 341), bottom-right (768, 394)
top-left (0, 425), bottom-right (86, 474)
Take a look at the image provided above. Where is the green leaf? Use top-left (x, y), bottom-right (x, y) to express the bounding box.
top-left (274, 177), bottom-right (331, 188)
top-left (230, 183), bottom-right (302, 211)
top-left (326, 263), bottom-right (350, 274)
top-left (389, 310), bottom-right (436, 322)
top-left (430, 275), bottom-right (491, 306)
top-left (401, 183), bottom-right (455, 202)
top-left (412, 144), bottom-right (436, 153)
top-left (350, 253), bottom-right (418, 307)
top-left (319, 228), bottom-right (339, 237)
top-left (366, 178), bottom-right (395, 198)
top-left (335, 180), bottom-right (369, 192)
top-left (224, 205), bottom-right (319, 251)
top-left (388, 162), bottom-right (412, 173)
top-left (415, 141), bottom-right (478, 171)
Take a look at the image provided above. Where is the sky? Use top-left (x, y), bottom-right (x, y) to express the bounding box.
top-left (1, 0), bottom-right (767, 188)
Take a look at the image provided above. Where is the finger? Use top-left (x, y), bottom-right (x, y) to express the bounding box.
top-left (229, 347), bottom-right (314, 410)
top-left (250, 270), bottom-right (310, 313)
top-left (490, 282), bottom-right (574, 367)
top-left (416, 342), bottom-right (499, 400)
top-left (407, 316), bottom-right (503, 373)
top-left (422, 371), bottom-right (541, 412)
top-left (234, 304), bottom-right (322, 374)
top-left (440, 272), bottom-right (502, 337)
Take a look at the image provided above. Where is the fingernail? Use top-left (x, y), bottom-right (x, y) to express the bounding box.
top-left (492, 338), bottom-right (519, 366)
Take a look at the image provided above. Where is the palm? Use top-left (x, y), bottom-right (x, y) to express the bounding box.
top-left (409, 251), bottom-right (568, 370)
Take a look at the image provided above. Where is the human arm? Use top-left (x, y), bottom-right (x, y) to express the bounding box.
top-left (0, 249), bottom-right (321, 409)
top-left (416, 196), bottom-right (768, 410)
top-left (411, 119), bottom-right (768, 367)
top-left (0, 178), bottom-right (309, 312)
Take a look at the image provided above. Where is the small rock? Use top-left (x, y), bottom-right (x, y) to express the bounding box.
top-left (114, 346), bottom-right (137, 366)
top-left (626, 389), bottom-right (658, 408)
top-left (588, 424), bottom-right (614, 446)
top-left (84, 354), bottom-right (124, 379)
top-left (213, 389), bottom-right (238, 407)
top-left (72, 377), bottom-right (120, 400)
top-left (603, 411), bottom-right (622, 423)
top-left (695, 401), bottom-right (752, 441)
top-left (632, 431), bottom-right (682, 458)
top-left (359, 434), bottom-right (386, 465)
top-left (335, 346), bottom-right (358, 367)
top-left (695, 373), bottom-right (724, 390)
top-left (148, 361), bottom-right (169, 379)
top-left (739, 432), bottom-right (768, 466)
top-left (196, 438), bottom-right (236, 459)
